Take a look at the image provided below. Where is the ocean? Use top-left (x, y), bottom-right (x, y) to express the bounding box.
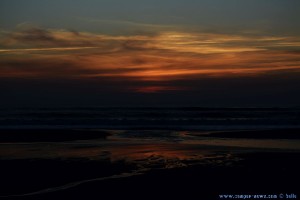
top-left (1, 107), bottom-right (300, 130)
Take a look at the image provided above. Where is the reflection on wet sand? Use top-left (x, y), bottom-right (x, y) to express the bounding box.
top-left (0, 129), bottom-right (300, 198)
top-left (1, 130), bottom-right (299, 167)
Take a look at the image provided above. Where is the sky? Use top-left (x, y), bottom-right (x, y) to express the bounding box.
top-left (0, 0), bottom-right (300, 107)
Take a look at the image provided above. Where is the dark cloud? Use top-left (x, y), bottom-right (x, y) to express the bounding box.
top-left (3, 28), bottom-right (67, 47)
top-left (1, 28), bottom-right (105, 48)
top-left (12, 28), bottom-right (57, 42)
top-left (1, 72), bottom-right (300, 107)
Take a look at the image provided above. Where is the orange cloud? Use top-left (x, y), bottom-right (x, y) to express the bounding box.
top-left (0, 28), bottom-right (300, 92)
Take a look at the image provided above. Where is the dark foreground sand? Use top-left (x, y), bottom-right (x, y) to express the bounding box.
top-left (0, 129), bottom-right (299, 200)
top-left (1, 152), bottom-right (299, 200)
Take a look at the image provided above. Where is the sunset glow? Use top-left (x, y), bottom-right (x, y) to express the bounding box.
top-left (1, 30), bottom-right (300, 83)
top-left (1, 0), bottom-right (300, 106)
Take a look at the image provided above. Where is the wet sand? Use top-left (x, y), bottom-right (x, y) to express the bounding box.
top-left (0, 129), bottom-right (299, 199)
top-left (1, 129), bottom-right (300, 143)
top-left (1, 152), bottom-right (299, 200)
top-left (0, 129), bottom-right (111, 142)
top-left (203, 129), bottom-right (300, 139)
